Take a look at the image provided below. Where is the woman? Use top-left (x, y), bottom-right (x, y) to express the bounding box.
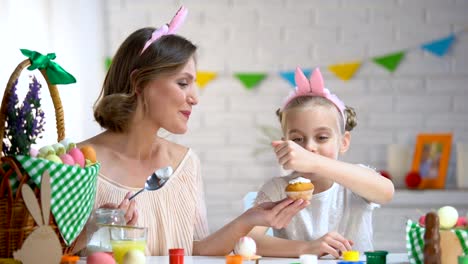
top-left (78, 7), bottom-right (308, 256)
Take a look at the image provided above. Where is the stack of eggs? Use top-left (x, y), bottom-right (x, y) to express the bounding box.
top-left (31, 138), bottom-right (97, 167)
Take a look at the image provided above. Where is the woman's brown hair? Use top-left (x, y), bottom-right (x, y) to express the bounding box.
top-left (94, 27), bottom-right (197, 132)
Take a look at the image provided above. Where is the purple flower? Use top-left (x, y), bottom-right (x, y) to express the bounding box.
top-left (3, 76), bottom-right (46, 156)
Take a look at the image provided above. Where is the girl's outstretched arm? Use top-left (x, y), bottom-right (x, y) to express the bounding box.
top-left (192, 198), bottom-right (308, 256)
top-left (313, 156), bottom-right (394, 204)
top-left (272, 140), bottom-right (394, 204)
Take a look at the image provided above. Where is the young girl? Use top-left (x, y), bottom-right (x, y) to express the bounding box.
top-left (74, 7), bottom-right (308, 255)
top-left (249, 67), bottom-right (394, 258)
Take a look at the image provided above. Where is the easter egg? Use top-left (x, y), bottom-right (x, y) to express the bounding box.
top-left (45, 154), bottom-right (63, 164)
top-left (68, 148), bottom-right (85, 168)
top-left (300, 254), bottom-right (318, 264)
top-left (60, 138), bottom-right (76, 152)
top-left (39, 145), bottom-right (55, 158)
top-left (29, 148), bottom-right (39, 157)
top-left (456, 216), bottom-right (467, 227)
top-left (418, 215), bottom-right (425, 226)
top-left (81, 145), bottom-right (97, 163)
top-left (437, 206), bottom-right (458, 229)
top-left (60, 154), bottom-right (75, 165)
top-left (52, 143), bottom-right (66, 156)
top-left (87, 252), bottom-right (115, 264)
top-left (234, 236), bottom-right (256, 258)
top-left (123, 250), bottom-right (145, 264)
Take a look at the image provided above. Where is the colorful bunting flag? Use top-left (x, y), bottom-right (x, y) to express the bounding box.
top-left (328, 62), bottom-right (361, 81)
top-left (105, 57), bottom-right (112, 70)
top-left (372, 51), bottom-right (405, 73)
top-left (280, 69), bottom-right (312, 88)
top-left (421, 34), bottom-right (456, 57)
top-left (196, 71), bottom-right (217, 89)
top-left (234, 73), bottom-right (267, 90)
top-left (102, 30), bottom-right (464, 86)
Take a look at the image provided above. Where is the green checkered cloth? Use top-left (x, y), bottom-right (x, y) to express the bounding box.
top-left (10, 155), bottom-right (100, 245)
top-left (406, 220), bottom-right (468, 264)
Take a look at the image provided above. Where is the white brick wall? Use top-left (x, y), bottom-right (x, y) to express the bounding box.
top-left (104, 0), bottom-right (468, 237)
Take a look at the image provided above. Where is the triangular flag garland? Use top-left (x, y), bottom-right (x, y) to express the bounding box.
top-left (279, 71), bottom-right (295, 87)
top-left (372, 51), bottom-right (405, 73)
top-left (279, 69), bottom-right (311, 88)
top-left (234, 73), bottom-right (267, 90)
top-left (421, 34), bottom-right (456, 57)
top-left (104, 30), bottom-right (466, 87)
top-left (196, 71), bottom-right (217, 89)
top-left (105, 57), bottom-right (112, 70)
top-left (328, 62), bottom-right (361, 81)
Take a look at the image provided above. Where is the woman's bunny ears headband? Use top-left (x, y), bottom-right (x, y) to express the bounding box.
top-left (140, 6), bottom-right (188, 55)
top-left (281, 67), bottom-right (346, 126)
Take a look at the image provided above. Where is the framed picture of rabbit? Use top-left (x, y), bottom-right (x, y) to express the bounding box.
top-left (13, 171), bottom-right (62, 264)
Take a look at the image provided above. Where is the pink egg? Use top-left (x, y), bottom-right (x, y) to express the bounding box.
top-left (418, 215), bottom-right (425, 226)
top-left (68, 147), bottom-right (85, 168)
top-left (87, 252), bottom-right (115, 264)
top-left (456, 216), bottom-right (467, 227)
top-left (29, 148), bottom-right (39, 157)
top-left (60, 153), bottom-right (75, 165)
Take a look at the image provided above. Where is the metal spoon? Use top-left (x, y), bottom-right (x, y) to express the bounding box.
top-left (128, 166), bottom-right (173, 200)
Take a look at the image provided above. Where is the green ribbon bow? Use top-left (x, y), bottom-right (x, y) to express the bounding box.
top-left (20, 49), bottom-right (77, 85)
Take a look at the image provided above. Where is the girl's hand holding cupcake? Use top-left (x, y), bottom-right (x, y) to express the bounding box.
top-left (242, 198), bottom-right (309, 229)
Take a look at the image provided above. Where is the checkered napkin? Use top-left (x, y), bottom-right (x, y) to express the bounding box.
top-left (11, 155), bottom-right (100, 245)
top-left (406, 220), bottom-right (468, 264)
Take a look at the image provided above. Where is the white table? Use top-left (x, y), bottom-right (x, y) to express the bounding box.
top-left (78, 253), bottom-right (409, 263)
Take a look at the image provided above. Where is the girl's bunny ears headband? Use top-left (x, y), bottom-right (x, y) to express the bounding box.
top-left (281, 67), bottom-right (346, 126)
top-left (140, 6), bottom-right (188, 55)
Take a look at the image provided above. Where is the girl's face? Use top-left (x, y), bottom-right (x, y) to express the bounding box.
top-left (283, 105), bottom-right (350, 160)
top-left (140, 57), bottom-right (198, 134)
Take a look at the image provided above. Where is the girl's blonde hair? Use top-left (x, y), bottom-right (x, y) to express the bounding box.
top-left (94, 27), bottom-right (197, 133)
top-left (276, 96), bottom-right (357, 133)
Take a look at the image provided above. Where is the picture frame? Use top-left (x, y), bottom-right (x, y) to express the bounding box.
top-left (411, 133), bottom-right (452, 189)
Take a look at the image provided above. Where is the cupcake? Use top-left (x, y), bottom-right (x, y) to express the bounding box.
top-left (285, 176), bottom-right (314, 200)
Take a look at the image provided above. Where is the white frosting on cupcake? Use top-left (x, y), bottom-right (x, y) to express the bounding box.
top-left (234, 236), bottom-right (256, 257)
top-left (288, 176), bottom-right (311, 184)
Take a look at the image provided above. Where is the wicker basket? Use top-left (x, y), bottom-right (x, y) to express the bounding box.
top-left (0, 58), bottom-right (74, 258)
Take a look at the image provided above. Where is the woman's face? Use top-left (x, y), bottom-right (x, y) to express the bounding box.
top-left (283, 105), bottom-right (348, 160)
top-left (140, 57), bottom-right (198, 134)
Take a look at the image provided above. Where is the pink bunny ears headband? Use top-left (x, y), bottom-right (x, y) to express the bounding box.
top-left (282, 67), bottom-right (346, 124)
top-left (140, 6), bottom-right (188, 55)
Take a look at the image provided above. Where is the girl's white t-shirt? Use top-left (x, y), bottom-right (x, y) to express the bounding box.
top-left (255, 173), bottom-right (379, 252)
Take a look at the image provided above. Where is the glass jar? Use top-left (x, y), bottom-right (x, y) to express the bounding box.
top-left (86, 208), bottom-right (126, 255)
